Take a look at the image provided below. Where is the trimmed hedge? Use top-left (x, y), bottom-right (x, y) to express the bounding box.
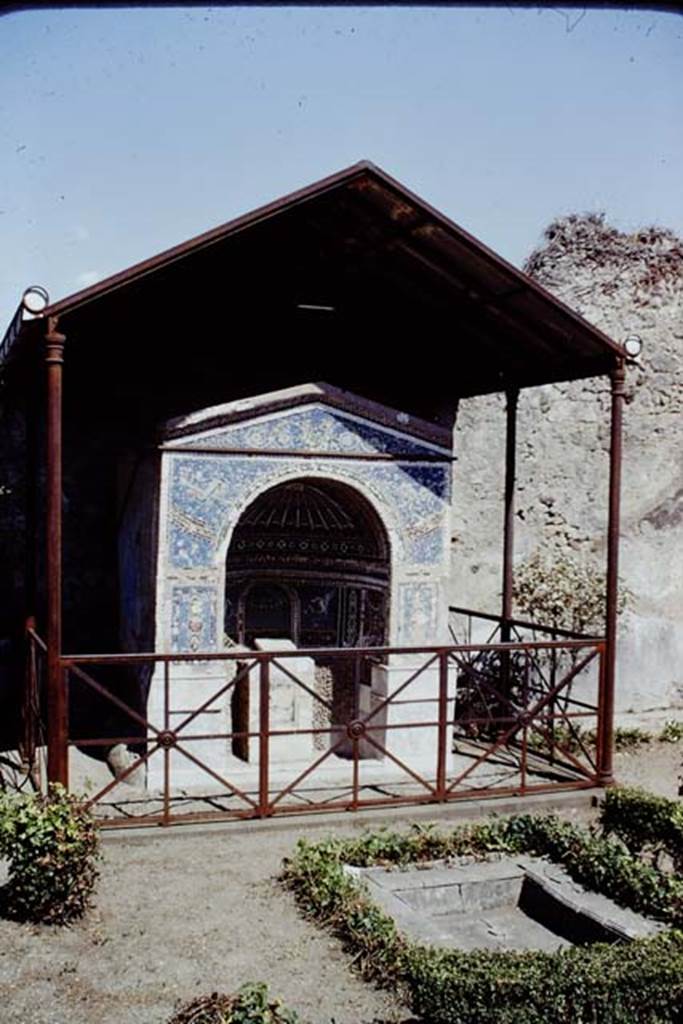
top-left (600, 786), bottom-right (683, 873)
top-left (409, 933), bottom-right (683, 1024)
top-left (281, 814), bottom-right (683, 1024)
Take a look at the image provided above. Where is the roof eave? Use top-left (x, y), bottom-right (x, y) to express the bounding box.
top-left (40, 160), bottom-right (380, 320)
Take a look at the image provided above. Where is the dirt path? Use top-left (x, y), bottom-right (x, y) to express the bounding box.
top-left (613, 737), bottom-right (682, 798)
top-left (0, 824), bottom-right (410, 1024)
top-left (0, 740), bottom-right (680, 1024)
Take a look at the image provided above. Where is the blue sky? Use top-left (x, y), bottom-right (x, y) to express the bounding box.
top-left (1, 5), bottom-right (681, 325)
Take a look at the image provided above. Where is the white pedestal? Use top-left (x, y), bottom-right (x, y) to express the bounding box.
top-left (248, 638), bottom-right (315, 764)
top-left (146, 659), bottom-right (239, 790)
top-left (145, 639), bottom-right (317, 790)
top-left (370, 655), bottom-right (456, 771)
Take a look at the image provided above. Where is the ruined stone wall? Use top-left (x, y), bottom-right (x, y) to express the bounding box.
top-left (451, 215), bottom-right (683, 723)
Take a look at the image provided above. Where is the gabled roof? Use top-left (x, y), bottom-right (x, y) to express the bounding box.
top-left (161, 381), bottom-right (453, 450)
top-left (3, 161), bottom-right (624, 417)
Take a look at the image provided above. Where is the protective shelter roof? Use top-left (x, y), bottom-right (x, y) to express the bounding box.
top-left (2, 161), bottom-right (624, 424)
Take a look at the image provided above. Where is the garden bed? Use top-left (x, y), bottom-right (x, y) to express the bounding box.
top-left (0, 742), bottom-right (680, 1023)
top-left (282, 806), bottom-right (683, 1024)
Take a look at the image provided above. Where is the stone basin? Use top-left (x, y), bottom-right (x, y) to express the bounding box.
top-left (344, 855), bottom-right (665, 953)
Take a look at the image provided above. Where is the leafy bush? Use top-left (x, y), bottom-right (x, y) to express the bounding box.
top-left (600, 787), bottom-right (683, 873)
top-left (0, 784), bottom-right (100, 924)
top-left (282, 814), bottom-right (683, 1024)
top-left (528, 723), bottom-right (680, 757)
top-left (613, 726), bottom-right (652, 750)
top-left (659, 720), bottom-right (683, 743)
top-left (409, 932), bottom-right (683, 1024)
top-left (512, 551), bottom-right (629, 635)
top-left (168, 982), bottom-right (300, 1024)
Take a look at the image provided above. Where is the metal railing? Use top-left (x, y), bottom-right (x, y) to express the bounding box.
top-left (0, 302), bottom-right (24, 367)
top-left (0, 627), bottom-right (46, 792)
top-left (448, 606), bottom-right (604, 771)
top-left (19, 625), bottom-right (608, 828)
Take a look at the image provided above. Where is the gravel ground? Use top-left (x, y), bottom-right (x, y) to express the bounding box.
top-left (613, 738), bottom-right (682, 798)
top-left (0, 740), bottom-right (680, 1024)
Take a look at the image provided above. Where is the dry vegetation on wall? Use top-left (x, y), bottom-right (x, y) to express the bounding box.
top-left (451, 214), bottom-right (683, 718)
top-left (525, 214), bottom-right (683, 309)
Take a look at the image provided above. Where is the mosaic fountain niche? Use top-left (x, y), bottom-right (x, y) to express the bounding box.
top-left (131, 384), bottom-right (458, 793)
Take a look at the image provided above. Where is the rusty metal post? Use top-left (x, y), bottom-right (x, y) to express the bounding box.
top-left (22, 616), bottom-right (39, 779)
top-left (499, 389), bottom-right (518, 730)
top-left (436, 650), bottom-right (449, 799)
top-left (258, 658), bottom-right (270, 816)
top-left (24, 380), bottom-right (39, 622)
top-left (163, 661), bottom-right (170, 825)
top-left (501, 388), bottom-right (519, 641)
top-left (45, 317), bottom-right (68, 787)
top-left (598, 361), bottom-right (625, 787)
top-left (595, 642), bottom-right (607, 785)
top-left (351, 738), bottom-right (359, 810)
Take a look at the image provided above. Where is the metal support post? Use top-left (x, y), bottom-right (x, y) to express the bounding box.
top-left (436, 650), bottom-right (449, 799)
top-left (501, 388), bottom-right (519, 642)
top-left (598, 361), bottom-right (625, 787)
top-left (45, 317), bottom-right (68, 787)
top-left (500, 389), bottom-right (519, 725)
top-left (258, 659), bottom-right (270, 816)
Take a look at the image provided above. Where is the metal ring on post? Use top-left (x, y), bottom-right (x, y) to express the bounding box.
top-left (158, 730), bottom-right (178, 750)
top-left (346, 719), bottom-right (366, 740)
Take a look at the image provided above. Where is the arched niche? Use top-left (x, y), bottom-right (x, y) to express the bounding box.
top-left (224, 477), bottom-right (391, 650)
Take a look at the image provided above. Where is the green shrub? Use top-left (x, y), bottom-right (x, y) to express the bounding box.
top-left (659, 720), bottom-right (683, 743)
top-left (600, 787), bottom-right (683, 873)
top-left (0, 784), bottom-right (100, 924)
top-left (527, 725), bottom-right (655, 757)
top-left (168, 982), bottom-right (301, 1024)
top-left (613, 726), bottom-right (652, 750)
top-left (512, 552), bottom-right (629, 635)
top-left (409, 932), bottom-right (683, 1024)
top-left (282, 814), bottom-right (683, 1024)
top-left (528, 723), bottom-right (680, 756)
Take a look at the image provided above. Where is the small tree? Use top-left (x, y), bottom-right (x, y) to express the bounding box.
top-left (513, 551), bottom-right (628, 635)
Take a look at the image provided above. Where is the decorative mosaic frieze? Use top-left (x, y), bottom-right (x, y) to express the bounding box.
top-left (170, 585), bottom-right (217, 653)
top-left (398, 582), bottom-right (439, 645)
top-left (159, 397), bottom-right (453, 654)
top-left (170, 405), bottom-right (446, 459)
top-left (167, 455), bottom-right (450, 570)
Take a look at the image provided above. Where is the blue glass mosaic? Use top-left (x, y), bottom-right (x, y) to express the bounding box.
top-left (171, 585), bottom-right (218, 653)
top-left (168, 456), bottom-right (450, 570)
top-left (173, 406), bottom-right (443, 458)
